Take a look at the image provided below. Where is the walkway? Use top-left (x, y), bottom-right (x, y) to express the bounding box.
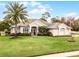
top-left (37, 51), bottom-right (79, 57)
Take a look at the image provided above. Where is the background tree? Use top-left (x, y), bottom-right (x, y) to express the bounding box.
top-left (60, 17), bottom-right (66, 23)
top-left (0, 20), bottom-right (10, 31)
top-left (0, 20), bottom-right (10, 35)
top-left (65, 17), bottom-right (75, 31)
top-left (40, 12), bottom-right (51, 21)
top-left (51, 16), bottom-right (60, 23)
top-left (72, 19), bottom-right (79, 31)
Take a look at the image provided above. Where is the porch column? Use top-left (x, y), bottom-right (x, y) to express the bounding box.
top-left (36, 27), bottom-right (39, 35)
top-left (20, 27), bottom-right (24, 33)
top-left (29, 26), bottom-right (31, 33)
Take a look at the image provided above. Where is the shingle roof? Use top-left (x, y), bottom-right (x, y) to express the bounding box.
top-left (17, 22), bottom-right (29, 27)
top-left (11, 22), bottom-right (29, 27)
top-left (11, 19), bottom-right (71, 29)
top-left (48, 22), bottom-right (71, 29)
top-left (28, 19), bottom-right (50, 26)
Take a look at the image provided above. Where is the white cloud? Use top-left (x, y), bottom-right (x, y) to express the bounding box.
top-left (28, 7), bottom-right (51, 19)
top-left (28, 1), bottom-right (53, 19)
top-left (30, 1), bottom-right (41, 7)
top-left (64, 12), bottom-right (79, 20)
top-left (75, 17), bottom-right (79, 20)
top-left (29, 8), bottom-right (40, 14)
top-left (28, 8), bottom-right (42, 19)
top-left (65, 12), bottom-right (78, 17)
top-left (38, 4), bottom-right (53, 12)
top-left (20, 1), bottom-right (29, 6)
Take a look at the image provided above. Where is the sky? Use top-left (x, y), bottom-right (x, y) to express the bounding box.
top-left (0, 1), bottom-right (79, 20)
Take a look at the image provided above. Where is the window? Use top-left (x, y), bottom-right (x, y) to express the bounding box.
top-left (23, 26), bottom-right (29, 33)
top-left (61, 28), bottom-right (65, 30)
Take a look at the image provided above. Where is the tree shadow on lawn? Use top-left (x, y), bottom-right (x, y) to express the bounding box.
top-left (9, 36), bottom-right (23, 40)
top-left (67, 37), bottom-right (76, 42)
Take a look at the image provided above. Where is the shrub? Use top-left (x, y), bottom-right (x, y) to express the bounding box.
top-left (47, 32), bottom-right (53, 36)
top-left (4, 29), bottom-right (10, 35)
top-left (10, 33), bottom-right (31, 36)
top-left (18, 33), bottom-right (31, 36)
top-left (32, 26), bottom-right (36, 28)
top-left (38, 26), bottom-right (48, 36)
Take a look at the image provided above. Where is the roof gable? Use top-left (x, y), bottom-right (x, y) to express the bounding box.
top-left (29, 20), bottom-right (48, 27)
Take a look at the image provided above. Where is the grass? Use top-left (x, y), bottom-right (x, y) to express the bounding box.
top-left (71, 55), bottom-right (79, 57)
top-left (0, 36), bottom-right (79, 57)
top-left (70, 55), bottom-right (79, 57)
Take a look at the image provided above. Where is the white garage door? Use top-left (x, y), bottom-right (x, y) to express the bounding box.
top-left (59, 28), bottom-right (65, 35)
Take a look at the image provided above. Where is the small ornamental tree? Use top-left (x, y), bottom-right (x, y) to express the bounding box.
top-left (38, 26), bottom-right (48, 35)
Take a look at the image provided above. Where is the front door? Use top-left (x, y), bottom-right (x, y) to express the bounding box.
top-left (31, 27), bottom-right (37, 36)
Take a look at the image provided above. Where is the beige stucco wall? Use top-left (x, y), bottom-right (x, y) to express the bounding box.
top-left (49, 28), bottom-right (71, 36)
top-left (49, 29), bottom-right (59, 36)
top-left (11, 27), bottom-right (24, 34)
top-left (11, 28), bottom-right (16, 34)
top-left (65, 29), bottom-right (71, 35)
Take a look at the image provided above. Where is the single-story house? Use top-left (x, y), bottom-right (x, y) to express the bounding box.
top-left (10, 20), bottom-right (71, 36)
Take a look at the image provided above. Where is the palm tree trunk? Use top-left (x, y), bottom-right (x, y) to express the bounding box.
top-left (14, 24), bottom-right (18, 37)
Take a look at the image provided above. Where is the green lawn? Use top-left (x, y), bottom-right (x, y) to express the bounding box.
top-left (70, 55), bottom-right (79, 57)
top-left (0, 36), bottom-right (79, 57)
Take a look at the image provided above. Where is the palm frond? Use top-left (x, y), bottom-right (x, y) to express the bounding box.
top-left (3, 2), bottom-right (28, 25)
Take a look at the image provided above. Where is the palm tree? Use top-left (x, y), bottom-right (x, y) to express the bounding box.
top-left (3, 2), bottom-right (28, 37)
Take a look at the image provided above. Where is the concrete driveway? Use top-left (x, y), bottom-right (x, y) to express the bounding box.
top-left (37, 51), bottom-right (79, 57)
